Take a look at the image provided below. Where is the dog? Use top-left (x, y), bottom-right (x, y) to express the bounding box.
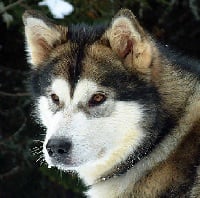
top-left (23, 9), bottom-right (200, 197)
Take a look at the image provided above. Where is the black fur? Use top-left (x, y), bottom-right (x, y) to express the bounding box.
top-left (30, 23), bottom-right (107, 98)
top-left (99, 68), bottom-right (176, 178)
top-left (158, 43), bottom-right (200, 78)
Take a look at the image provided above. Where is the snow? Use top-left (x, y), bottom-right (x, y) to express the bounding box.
top-left (38, 0), bottom-right (74, 19)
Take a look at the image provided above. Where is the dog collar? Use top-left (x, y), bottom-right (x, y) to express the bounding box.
top-left (95, 153), bottom-right (141, 184)
top-left (94, 131), bottom-right (163, 185)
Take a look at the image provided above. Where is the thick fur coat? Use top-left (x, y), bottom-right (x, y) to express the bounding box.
top-left (23, 9), bottom-right (200, 197)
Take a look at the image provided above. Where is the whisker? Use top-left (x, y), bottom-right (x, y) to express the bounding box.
top-left (59, 170), bottom-right (63, 179)
top-left (33, 139), bottom-right (44, 143)
top-left (36, 155), bottom-right (44, 163)
top-left (39, 156), bottom-right (46, 166)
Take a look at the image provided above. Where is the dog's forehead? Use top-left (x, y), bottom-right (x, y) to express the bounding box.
top-left (51, 44), bottom-right (129, 98)
top-left (31, 23), bottom-right (133, 97)
top-left (51, 37), bottom-right (126, 87)
top-left (49, 25), bottom-right (107, 80)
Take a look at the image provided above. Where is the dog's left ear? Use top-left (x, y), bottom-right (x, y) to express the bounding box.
top-left (107, 9), bottom-right (153, 75)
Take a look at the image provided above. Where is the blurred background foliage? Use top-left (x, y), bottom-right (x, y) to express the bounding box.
top-left (0, 0), bottom-right (200, 197)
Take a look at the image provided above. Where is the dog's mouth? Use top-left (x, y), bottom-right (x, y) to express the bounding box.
top-left (44, 138), bottom-right (80, 169)
top-left (45, 152), bottom-right (79, 170)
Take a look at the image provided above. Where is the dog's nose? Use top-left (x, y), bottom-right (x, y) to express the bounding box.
top-left (46, 138), bottom-right (72, 158)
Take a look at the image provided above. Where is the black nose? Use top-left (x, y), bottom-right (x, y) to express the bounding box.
top-left (46, 138), bottom-right (72, 158)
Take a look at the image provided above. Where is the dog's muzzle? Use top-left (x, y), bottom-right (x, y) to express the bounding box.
top-left (46, 138), bottom-right (72, 164)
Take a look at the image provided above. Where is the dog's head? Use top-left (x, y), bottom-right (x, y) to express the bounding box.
top-left (23, 9), bottom-right (164, 185)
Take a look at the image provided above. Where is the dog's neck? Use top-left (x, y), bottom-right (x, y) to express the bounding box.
top-left (152, 48), bottom-right (197, 120)
top-left (94, 153), bottom-right (138, 184)
top-left (95, 141), bottom-right (159, 184)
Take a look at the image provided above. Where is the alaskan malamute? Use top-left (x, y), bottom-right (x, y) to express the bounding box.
top-left (23, 9), bottom-right (200, 197)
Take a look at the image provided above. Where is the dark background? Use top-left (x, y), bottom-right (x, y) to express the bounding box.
top-left (0, 0), bottom-right (200, 197)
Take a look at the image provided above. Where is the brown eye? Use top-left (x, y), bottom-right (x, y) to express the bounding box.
top-left (51, 93), bottom-right (60, 105)
top-left (89, 93), bottom-right (107, 107)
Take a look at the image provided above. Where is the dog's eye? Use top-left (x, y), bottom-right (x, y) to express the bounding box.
top-left (89, 93), bottom-right (107, 107)
top-left (51, 93), bottom-right (60, 105)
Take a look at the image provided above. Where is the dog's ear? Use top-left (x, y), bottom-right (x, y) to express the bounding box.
top-left (23, 10), bottom-right (67, 68)
top-left (107, 9), bottom-right (153, 75)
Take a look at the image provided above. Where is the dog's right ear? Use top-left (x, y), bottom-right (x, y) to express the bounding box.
top-left (23, 10), bottom-right (67, 68)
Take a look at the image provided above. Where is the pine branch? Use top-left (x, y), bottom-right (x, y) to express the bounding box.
top-left (0, 0), bottom-right (24, 15)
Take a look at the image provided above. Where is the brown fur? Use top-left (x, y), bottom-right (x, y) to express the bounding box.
top-left (23, 9), bottom-right (200, 197)
top-left (117, 16), bottom-right (200, 196)
top-left (191, 166), bottom-right (200, 197)
top-left (92, 9), bottom-right (200, 197)
top-left (131, 122), bottom-right (200, 197)
top-left (23, 10), bottom-right (67, 67)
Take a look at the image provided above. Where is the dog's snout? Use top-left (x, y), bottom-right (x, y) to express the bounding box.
top-left (46, 138), bottom-right (72, 158)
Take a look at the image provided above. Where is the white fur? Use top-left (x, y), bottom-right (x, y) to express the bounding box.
top-left (38, 78), bottom-right (145, 188)
top-left (86, 86), bottom-right (200, 197)
top-left (25, 17), bottom-right (50, 31)
top-left (72, 79), bottom-right (99, 106)
top-left (77, 101), bottom-right (144, 185)
top-left (51, 78), bottom-right (71, 105)
top-left (37, 78), bottom-right (200, 197)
